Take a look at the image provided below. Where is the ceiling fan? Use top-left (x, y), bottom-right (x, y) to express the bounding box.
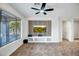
top-left (31, 3), bottom-right (54, 15)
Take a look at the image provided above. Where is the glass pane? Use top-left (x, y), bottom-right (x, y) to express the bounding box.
top-left (0, 24), bottom-right (1, 47)
top-left (16, 20), bottom-right (21, 39)
top-left (0, 11), bottom-right (1, 47)
top-left (9, 20), bottom-right (17, 42)
top-left (0, 10), bottom-right (21, 47)
top-left (0, 17), bottom-right (7, 46)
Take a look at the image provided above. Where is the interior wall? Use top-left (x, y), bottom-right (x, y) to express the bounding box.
top-left (22, 19), bottom-right (28, 39)
top-left (64, 20), bottom-right (74, 41)
top-left (27, 17), bottom-right (62, 42)
top-left (28, 21), bottom-right (51, 36)
top-left (62, 21), bottom-right (66, 39)
top-left (0, 4), bottom-right (24, 56)
top-left (52, 17), bottom-right (62, 42)
top-left (74, 21), bottom-right (79, 38)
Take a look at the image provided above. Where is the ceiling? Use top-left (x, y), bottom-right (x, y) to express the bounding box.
top-left (9, 3), bottom-right (79, 18)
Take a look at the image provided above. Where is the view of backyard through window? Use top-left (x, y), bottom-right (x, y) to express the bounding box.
top-left (0, 10), bottom-right (21, 47)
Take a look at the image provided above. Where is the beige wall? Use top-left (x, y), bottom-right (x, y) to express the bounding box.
top-left (28, 21), bottom-right (51, 36)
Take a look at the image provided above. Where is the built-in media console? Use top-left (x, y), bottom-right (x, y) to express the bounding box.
top-left (28, 21), bottom-right (52, 42)
top-left (28, 36), bottom-right (52, 42)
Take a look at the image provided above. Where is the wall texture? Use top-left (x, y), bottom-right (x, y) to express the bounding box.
top-left (27, 17), bottom-right (62, 42)
top-left (28, 21), bottom-right (51, 36)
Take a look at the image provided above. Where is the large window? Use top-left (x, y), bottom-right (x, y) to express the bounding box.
top-left (0, 10), bottom-right (21, 47)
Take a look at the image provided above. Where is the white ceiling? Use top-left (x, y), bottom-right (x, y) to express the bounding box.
top-left (9, 3), bottom-right (79, 18)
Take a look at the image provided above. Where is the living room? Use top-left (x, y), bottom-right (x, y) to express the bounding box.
top-left (0, 3), bottom-right (79, 56)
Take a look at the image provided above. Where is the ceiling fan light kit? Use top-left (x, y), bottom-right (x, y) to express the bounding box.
top-left (40, 10), bottom-right (44, 13)
top-left (31, 3), bottom-right (54, 15)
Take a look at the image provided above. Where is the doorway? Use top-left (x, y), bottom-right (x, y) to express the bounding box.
top-left (62, 21), bottom-right (69, 41)
top-left (62, 20), bottom-right (74, 42)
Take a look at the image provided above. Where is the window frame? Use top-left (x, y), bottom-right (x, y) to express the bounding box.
top-left (0, 10), bottom-right (21, 47)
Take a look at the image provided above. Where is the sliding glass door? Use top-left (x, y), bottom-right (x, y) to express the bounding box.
top-left (1, 17), bottom-right (7, 46)
top-left (9, 19), bottom-right (21, 42)
top-left (0, 10), bottom-right (21, 47)
top-left (0, 10), bottom-right (2, 47)
top-left (9, 19), bottom-right (17, 42)
top-left (16, 20), bottom-right (21, 39)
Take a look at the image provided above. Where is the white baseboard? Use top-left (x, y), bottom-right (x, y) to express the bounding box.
top-left (0, 39), bottom-right (23, 56)
top-left (28, 41), bottom-right (60, 43)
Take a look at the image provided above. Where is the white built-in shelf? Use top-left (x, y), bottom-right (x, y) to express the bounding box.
top-left (28, 36), bottom-right (53, 43)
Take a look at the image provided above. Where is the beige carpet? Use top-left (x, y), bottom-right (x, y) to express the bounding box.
top-left (11, 41), bottom-right (79, 56)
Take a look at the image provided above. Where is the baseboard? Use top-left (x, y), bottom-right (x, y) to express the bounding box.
top-left (0, 39), bottom-right (23, 56)
top-left (28, 41), bottom-right (60, 43)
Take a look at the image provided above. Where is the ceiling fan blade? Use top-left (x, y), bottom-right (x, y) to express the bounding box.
top-left (31, 7), bottom-right (39, 10)
top-left (41, 3), bottom-right (46, 10)
top-left (45, 8), bottom-right (54, 11)
top-left (35, 12), bottom-right (40, 14)
top-left (43, 12), bottom-right (47, 15)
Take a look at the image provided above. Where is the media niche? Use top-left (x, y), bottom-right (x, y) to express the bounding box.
top-left (33, 25), bottom-right (46, 33)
